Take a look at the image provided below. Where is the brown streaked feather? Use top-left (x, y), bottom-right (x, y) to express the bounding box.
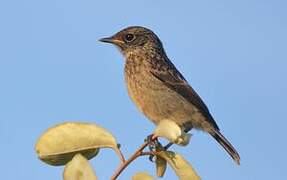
top-left (150, 58), bottom-right (219, 130)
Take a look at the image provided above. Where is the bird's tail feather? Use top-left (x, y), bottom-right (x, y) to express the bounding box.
top-left (210, 129), bottom-right (240, 165)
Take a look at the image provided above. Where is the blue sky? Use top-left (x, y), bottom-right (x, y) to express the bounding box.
top-left (0, 0), bottom-right (286, 179)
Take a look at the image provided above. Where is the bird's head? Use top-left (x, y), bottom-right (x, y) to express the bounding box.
top-left (99, 26), bottom-right (163, 56)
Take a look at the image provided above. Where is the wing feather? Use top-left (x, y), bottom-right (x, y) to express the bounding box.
top-left (150, 59), bottom-right (219, 130)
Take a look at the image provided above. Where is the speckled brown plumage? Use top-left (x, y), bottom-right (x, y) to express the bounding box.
top-left (100, 26), bottom-right (240, 164)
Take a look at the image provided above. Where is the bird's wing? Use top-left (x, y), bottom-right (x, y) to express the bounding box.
top-left (150, 59), bottom-right (219, 130)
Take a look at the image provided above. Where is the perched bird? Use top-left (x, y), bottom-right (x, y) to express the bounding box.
top-left (100, 26), bottom-right (240, 164)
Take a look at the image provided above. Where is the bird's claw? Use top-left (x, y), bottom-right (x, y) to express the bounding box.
top-left (144, 134), bottom-right (156, 143)
top-left (149, 154), bottom-right (155, 162)
top-left (144, 134), bottom-right (162, 162)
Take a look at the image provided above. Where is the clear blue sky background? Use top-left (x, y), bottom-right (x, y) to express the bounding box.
top-left (0, 0), bottom-right (286, 179)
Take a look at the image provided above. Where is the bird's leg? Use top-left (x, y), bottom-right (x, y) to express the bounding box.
top-left (163, 142), bottom-right (174, 150)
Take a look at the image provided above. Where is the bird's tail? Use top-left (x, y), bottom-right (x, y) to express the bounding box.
top-left (210, 129), bottom-right (240, 165)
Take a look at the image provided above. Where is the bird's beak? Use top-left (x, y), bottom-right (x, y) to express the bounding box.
top-left (99, 37), bottom-right (114, 43)
top-left (99, 36), bottom-right (123, 45)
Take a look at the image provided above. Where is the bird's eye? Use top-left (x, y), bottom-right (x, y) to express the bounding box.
top-left (124, 34), bottom-right (135, 42)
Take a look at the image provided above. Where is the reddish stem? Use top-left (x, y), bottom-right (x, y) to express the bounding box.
top-left (110, 135), bottom-right (157, 180)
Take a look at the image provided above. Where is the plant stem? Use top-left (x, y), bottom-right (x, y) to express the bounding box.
top-left (115, 147), bottom-right (126, 163)
top-left (110, 135), bottom-right (157, 180)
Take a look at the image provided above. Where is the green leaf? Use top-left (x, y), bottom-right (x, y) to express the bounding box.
top-left (154, 120), bottom-right (191, 146)
top-left (158, 151), bottom-right (200, 180)
top-left (63, 153), bottom-right (97, 180)
top-left (35, 122), bottom-right (120, 166)
top-left (132, 172), bottom-right (154, 180)
top-left (155, 155), bottom-right (167, 177)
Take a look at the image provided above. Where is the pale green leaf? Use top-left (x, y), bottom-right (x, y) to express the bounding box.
top-left (155, 155), bottom-right (167, 177)
top-left (35, 122), bottom-right (119, 166)
top-left (63, 154), bottom-right (97, 180)
top-left (132, 172), bottom-right (154, 180)
top-left (158, 151), bottom-right (200, 180)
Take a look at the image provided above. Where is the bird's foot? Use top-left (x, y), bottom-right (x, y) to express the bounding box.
top-left (144, 134), bottom-right (156, 143)
top-left (144, 134), bottom-right (159, 151)
top-left (144, 134), bottom-right (163, 162)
